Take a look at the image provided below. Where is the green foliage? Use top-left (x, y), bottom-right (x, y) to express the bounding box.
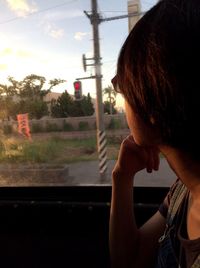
top-left (0, 136), bottom-right (125, 164)
top-left (63, 121), bottom-right (74, 131)
top-left (2, 124), bottom-right (12, 135)
top-left (29, 100), bottom-right (49, 119)
top-left (31, 123), bottom-right (43, 133)
top-left (51, 91), bottom-right (74, 117)
top-left (14, 100), bottom-right (49, 119)
top-left (0, 137), bottom-right (98, 163)
top-left (103, 85), bottom-right (117, 114)
top-left (19, 74), bottom-right (47, 100)
top-left (51, 92), bottom-right (94, 117)
top-left (48, 78), bottom-right (65, 91)
top-left (0, 81), bottom-right (17, 120)
top-left (104, 101), bottom-right (117, 114)
top-left (19, 140), bottom-right (60, 163)
top-left (107, 118), bottom-right (122, 129)
top-left (0, 74), bottom-right (65, 120)
top-left (78, 121), bottom-right (90, 131)
top-left (0, 141), bottom-right (5, 155)
top-left (45, 122), bottom-right (61, 132)
top-left (79, 93), bottom-right (95, 116)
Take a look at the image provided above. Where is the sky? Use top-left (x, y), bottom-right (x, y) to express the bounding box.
top-left (0, 0), bottom-right (157, 109)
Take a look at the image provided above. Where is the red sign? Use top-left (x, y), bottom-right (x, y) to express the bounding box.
top-left (17, 113), bottom-right (31, 140)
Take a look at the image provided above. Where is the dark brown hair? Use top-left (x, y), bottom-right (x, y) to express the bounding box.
top-left (116, 0), bottom-right (200, 158)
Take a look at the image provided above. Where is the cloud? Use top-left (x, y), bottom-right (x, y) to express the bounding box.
top-left (49, 28), bottom-right (64, 39)
top-left (44, 22), bottom-right (64, 39)
top-left (6, 0), bottom-right (38, 17)
top-left (0, 48), bottom-right (13, 56)
top-left (74, 32), bottom-right (88, 41)
top-left (16, 49), bottom-right (33, 58)
top-left (0, 47), bottom-right (34, 58)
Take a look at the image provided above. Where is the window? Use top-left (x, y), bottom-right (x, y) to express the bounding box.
top-left (0, 0), bottom-right (175, 188)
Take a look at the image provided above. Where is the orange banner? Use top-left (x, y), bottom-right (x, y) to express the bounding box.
top-left (17, 113), bottom-right (31, 139)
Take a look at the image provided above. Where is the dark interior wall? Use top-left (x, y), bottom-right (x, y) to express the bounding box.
top-left (0, 186), bottom-right (168, 268)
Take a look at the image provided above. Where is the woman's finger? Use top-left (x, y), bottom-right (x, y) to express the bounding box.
top-left (153, 149), bottom-right (160, 171)
top-left (146, 147), bottom-right (153, 173)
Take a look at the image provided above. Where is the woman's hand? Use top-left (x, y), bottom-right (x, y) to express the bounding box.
top-left (112, 135), bottom-right (160, 180)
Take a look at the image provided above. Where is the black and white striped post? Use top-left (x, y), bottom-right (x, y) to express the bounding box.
top-left (97, 130), bottom-right (107, 178)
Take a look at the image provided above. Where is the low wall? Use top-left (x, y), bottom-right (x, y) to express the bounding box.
top-left (0, 114), bottom-right (128, 134)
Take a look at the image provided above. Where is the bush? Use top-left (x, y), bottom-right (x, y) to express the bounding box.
top-left (78, 121), bottom-right (90, 131)
top-left (107, 118), bottom-right (121, 130)
top-left (31, 123), bottom-right (43, 133)
top-left (45, 122), bottom-right (61, 132)
top-left (2, 124), bottom-right (13, 135)
top-left (63, 121), bottom-right (74, 131)
top-left (0, 140), bottom-right (5, 155)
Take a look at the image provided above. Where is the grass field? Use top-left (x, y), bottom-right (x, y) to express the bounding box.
top-left (0, 136), bottom-right (121, 164)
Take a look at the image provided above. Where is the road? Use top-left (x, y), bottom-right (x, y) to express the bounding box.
top-left (68, 158), bottom-right (177, 187)
top-left (0, 158), bottom-right (177, 187)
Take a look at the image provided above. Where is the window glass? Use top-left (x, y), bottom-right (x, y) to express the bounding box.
top-left (0, 0), bottom-right (175, 187)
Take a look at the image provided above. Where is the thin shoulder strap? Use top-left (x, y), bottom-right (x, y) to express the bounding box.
top-left (166, 181), bottom-right (187, 226)
top-left (191, 254), bottom-right (200, 268)
top-left (165, 181), bottom-right (200, 268)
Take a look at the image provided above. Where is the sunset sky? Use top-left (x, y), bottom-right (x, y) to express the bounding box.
top-left (0, 0), bottom-right (156, 108)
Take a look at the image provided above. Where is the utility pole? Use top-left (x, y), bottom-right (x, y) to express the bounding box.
top-left (84, 0), bottom-right (143, 179)
top-left (91, 0), bottom-right (107, 179)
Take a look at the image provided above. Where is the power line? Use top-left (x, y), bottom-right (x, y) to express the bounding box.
top-left (0, 0), bottom-right (78, 25)
top-left (101, 11), bottom-right (127, 13)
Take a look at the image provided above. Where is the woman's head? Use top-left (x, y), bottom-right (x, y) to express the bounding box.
top-left (115, 0), bottom-right (200, 159)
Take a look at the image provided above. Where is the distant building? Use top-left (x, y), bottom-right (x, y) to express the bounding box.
top-left (128, 0), bottom-right (141, 32)
top-left (44, 92), bottom-right (62, 102)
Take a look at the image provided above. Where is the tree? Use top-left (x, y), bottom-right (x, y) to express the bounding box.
top-left (78, 93), bottom-right (94, 116)
top-left (103, 85), bottom-right (117, 114)
top-left (50, 92), bottom-right (94, 118)
top-left (18, 75), bottom-right (65, 101)
top-left (16, 99), bottom-right (49, 119)
top-left (51, 91), bottom-right (74, 118)
top-left (104, 100), bottom-right (117, 114)
top-left (0, 82), bottom-right (17, 120)
top-left (0, 75), bottom-right (65, 120)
